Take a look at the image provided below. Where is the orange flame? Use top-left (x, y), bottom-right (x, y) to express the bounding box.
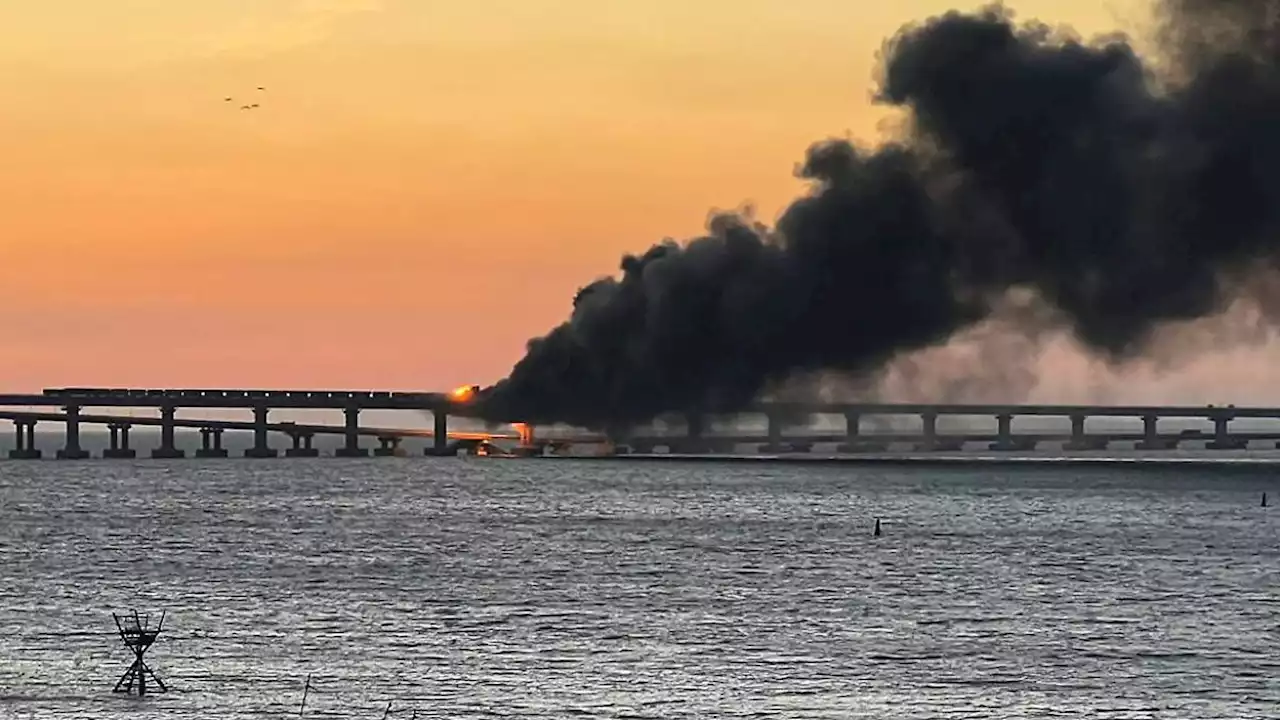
top-left (449, 384), bottom-right (478, 402)
top-left (513, 422), bottom-right (534, 446)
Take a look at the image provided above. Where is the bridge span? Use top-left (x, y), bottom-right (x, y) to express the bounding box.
top-left (0, 387), bottom-right (1277, 459)
top-left (16, 387), bottom-right (475, 457)
top-left (0, 409), bottom-right (515, 460)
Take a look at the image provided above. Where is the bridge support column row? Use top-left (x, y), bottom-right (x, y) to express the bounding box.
top-left (104, 423), bottom-right (136, 459)
top-left (336, 407), bottom-right (367, 457)
top-left (9, 420), bottom-right (40, 459)
top-left (57, 405), bottom-right (90, 459)
top-left (196, 427), bottom-right (228, 458)
top-left (152, 405), bottom-right (184, 458)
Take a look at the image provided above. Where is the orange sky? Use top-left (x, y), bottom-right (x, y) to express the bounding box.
top-left (0, 0), bottom-right (1147, 392)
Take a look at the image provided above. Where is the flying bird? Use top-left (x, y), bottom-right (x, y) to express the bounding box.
top-left (225, 87), bottom-right (264, 106)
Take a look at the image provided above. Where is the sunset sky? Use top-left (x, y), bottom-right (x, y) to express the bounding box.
top-left (1, 0), bottom-right (1151, 392)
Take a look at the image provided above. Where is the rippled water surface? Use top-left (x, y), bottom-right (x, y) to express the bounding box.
top-left (1, 459), bottom-right (1277, 719)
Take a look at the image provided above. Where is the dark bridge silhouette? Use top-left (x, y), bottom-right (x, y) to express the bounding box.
top-left (2, 388), bottom-right (500, 459)
top-left (0, 410), bottom-right (513, 459)
top-left (0, 387), bottom-right (1275, 459)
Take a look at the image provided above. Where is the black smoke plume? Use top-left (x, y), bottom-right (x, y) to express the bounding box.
top-left (476, 1), bottom-right (1280, 429)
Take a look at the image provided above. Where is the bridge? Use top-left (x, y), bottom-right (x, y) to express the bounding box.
top-left (535, 429), bottom-right (1273, 454)
top-left (0, 409), bottom-right (515, 459)
top-left (0, 387), bottom-right (1276, 459)
top-left (1, 388), bottom-right (500, 459)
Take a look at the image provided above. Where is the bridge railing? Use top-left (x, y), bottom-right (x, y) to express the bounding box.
top-left (41, 388), bottom-right (442, 403)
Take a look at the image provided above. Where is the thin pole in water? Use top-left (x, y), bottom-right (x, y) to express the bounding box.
top-left (299, 673), bottom-right (311, 717)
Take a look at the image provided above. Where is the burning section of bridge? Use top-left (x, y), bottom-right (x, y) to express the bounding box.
top-left (449, 384), bottom-right (479, 403)
top-left (448, 384), bottom-right (542, 454)
top-left (513, 422), bottom-right (534, 446)
top-left (448, 383), bottom-right (591, 456)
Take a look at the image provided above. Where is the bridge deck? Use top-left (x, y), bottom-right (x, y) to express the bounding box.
top-left (536, 431), bottom-right (1280, 445)
top-left (0, 411), bottom-right (515, 441)
top-left (1, 389), bottom-right (1271, 419)
top-left (5, 390), bottom-right (452, 411)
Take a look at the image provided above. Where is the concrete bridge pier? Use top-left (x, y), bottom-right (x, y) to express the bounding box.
top-left (374, 436), bottom-right (403, 456)
top-left (914, 411), bottom-right (934, 451)
top-left (152, 405), bottom-right (184, 458)
top-left (760, 412), bottom-right (788, 453)
top-left (245, 406), bottom-right (277, 458)
top-left (837, 411), bottom-right (887, 452)
top-left (989, 413), bottom-right (1034, 451)
top-left (336, 407), bottom-right (367, 457)
top-left (196, 427), bottom-right (229, 458)
top-left (672, 412), bottom-right (709, 454)
top-left (1064, 414), bottom-right (1107, 450)
top-left (916, 409), bottom-right (957, 448)
top-left (836, 411), bottom-right (860, 452)
top-left (425, 412), bottom-right (452, 455)
top-left (757, 413), bottom-right (814, 454)
top-left (9, 419), bottom-right (40, 459)
top-left (990, 413), bottom-right (1015, 451)
top-left (284, 430), bottom-right (318, 457)
top-left (57, 405), bottom-right (90, 459)
top-left (104, 423), bottom-right (137, 458)
top-left (1137, 414), bottom-right (1176, 450)
top-left (1207, 413), bottom-right (1246, 449)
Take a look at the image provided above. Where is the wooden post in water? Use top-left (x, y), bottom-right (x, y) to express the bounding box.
top-left (874, 517), bottom-right (882, 537)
